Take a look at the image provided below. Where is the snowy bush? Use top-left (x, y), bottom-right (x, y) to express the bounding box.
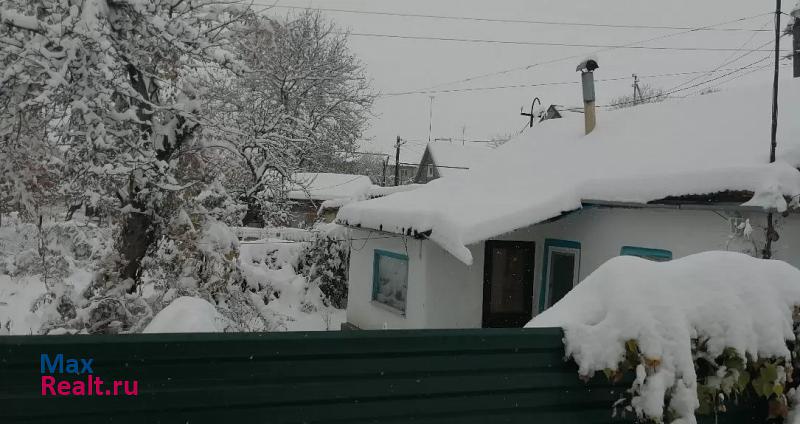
top-left (193, 180), bottom-right (247, 227)
top-left (528, 252), bottom-right (800, 424)
top-left (298, 225), bottom-right (350, 309)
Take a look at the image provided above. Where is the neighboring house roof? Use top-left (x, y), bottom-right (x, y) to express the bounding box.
top-left (389, 147), bottom-right (424, 168)
top-left (320, 184), bottom-right (424, 211)
top-left (425, 143), bottom-right (493, 177)
top-left (287, 173), bottom-right (374, 201)
top-left (337, 78), bottom-right (800, 265)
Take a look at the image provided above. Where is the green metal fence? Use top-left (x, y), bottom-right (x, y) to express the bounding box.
top-left (0, 328), bottom-right (759, 423)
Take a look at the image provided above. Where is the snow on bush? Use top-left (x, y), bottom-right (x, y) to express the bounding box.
top-left (527, 251), bottom-right (800, 423)
top-left (238, 227), bottom-right (346, 331)
top-left (143, 296), bottom-right (232, 333)
top-left (0, 213), bottom-right (111, 334)
top-left (297, 224), bottom-right (350, 309)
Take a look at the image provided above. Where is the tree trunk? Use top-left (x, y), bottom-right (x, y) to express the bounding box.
top-left (241, 198), bottom-right (264, 227)
top-left (118, 205), bottom-right (154, 290)
top-left (65, 203), bottom-right (82, 221)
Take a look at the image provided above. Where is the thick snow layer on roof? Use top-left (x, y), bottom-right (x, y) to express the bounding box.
top-left (337, 79), bottom-right (800, 264)
top-left (319, 184), bottom-right (425, 211)
top-left (427, 142), bottom-right (493, 177)
top-left (527, 251), bottom-right (800, 422)
top-left (287, 173), bottom-right (373, 201)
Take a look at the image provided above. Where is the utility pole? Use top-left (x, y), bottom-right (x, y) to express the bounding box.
top-left (765, 0), bottom-right (782, 259)
top-left (394, 136), bottom-right (404, 186)
top-left (381, 157), bottom-right (388, 187)
top-left (428, 96), bottom-right (435, 144)
top-left (793, 6), bottom-right (800, 78)
top-left (771, 0), bottom-right (781, 164)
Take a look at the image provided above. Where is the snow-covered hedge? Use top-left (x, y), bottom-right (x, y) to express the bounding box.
top-left (528, 251), bottom-right (800, 424)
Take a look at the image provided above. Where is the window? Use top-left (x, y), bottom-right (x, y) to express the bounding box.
top-left (372, 250), bottom-right (409, 314)
top-left (620, 246), bottom-right (672, 262)
top-left (427, 164), bottom-right (434, 178)
top-left (539, 239), bottom-right (581, 311)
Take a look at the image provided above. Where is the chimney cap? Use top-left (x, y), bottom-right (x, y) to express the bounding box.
top-left (576, 59), bottom-right (599, 73)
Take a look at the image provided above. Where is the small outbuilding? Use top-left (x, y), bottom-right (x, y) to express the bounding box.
top-left (285, 173), bottom-right (373, 227)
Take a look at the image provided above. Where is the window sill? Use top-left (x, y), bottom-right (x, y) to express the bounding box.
top-left (370, 300), bottom-right (406, 318)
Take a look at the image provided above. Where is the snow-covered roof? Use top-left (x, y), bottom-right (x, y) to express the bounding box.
top-left (337, 78), bottom-right (800, 265)
top-left (426, 143), bottom-right (493, 177)
top-left (287, 173), bottom-right (373, 201)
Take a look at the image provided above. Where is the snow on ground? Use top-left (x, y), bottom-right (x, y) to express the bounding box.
top-left (338, 78), bottom-right (800, 265)
top-left (0, 213), bottom-right (110, 335)
top-left (0, 211), bottom-right (344, 334)
top-left (527, 251), bottom-right (800, 423)
top-left (143, 296), bottom-right (232, 333)
top-left (239, 237), bottom-right (345, 332)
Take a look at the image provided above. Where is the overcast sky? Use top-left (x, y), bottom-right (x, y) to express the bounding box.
top-left (261, 0), bottom-right (792, 162)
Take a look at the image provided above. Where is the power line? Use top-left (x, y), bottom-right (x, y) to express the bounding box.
top-left (402, 12), bottom-right (773, 93)
top-left (380, 68), bottom-right (772, 97)
top-left (342, 31), bottom-right (790, 52)
top-left (599, 54), bottom-right (775, 108)
top-left (396, 161), bottom-right (469, 170)
top-left (667, 19), bottom-right (775, 92)
top-left (265, 4), bottom-right (771, 32)
top-left (688, 61), bottom-right (791, 94)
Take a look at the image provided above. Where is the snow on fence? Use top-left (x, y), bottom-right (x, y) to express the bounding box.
top-left (0, 329), bottom-right (758, 423)
top-left (232, 226), bottom-right (316, 242)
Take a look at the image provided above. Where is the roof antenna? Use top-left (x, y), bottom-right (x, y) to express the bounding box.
top-left (520, 97), bottom-right (541, 128)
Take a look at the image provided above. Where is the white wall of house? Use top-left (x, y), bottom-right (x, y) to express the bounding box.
top-left (345, 230), bottom-right (428, 329)
top-left (345, 206), bottom-right (800, 330)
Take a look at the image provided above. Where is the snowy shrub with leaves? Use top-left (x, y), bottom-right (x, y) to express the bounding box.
top-left (298, 225), bottom-right (350, 309)
top-left (0, 212), bottom-right (114, 334)
top-left (194, 179), bottom-right (247, 227)
top-left (528, 252), bottom-right (800, 424)
top-left (73, 205), bottom-right (269, 334)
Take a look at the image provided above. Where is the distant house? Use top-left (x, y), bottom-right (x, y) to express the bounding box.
top-left (286, 173), bottom-right (373, 227)
top-left (387, 148), bottom-right (423, 186)
top-left (336, 78), bottom-right (800, 330)
top-left (541, 105), bottom-right (562, 121)
top-left (284, 173), bottom-right (421, 228)
top-left (414, 143), bottom-right (493, 184)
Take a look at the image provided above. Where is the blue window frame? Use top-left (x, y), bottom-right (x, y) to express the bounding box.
top-left (539, 239), bottom-right (581, 312)
top-left (620, 246), bottom-right (672, 262)
top-left (372, 249), bottom-right (409, 314)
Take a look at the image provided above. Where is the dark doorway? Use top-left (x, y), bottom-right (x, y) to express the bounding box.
top-left (482, 240), bottom-right (535, 328)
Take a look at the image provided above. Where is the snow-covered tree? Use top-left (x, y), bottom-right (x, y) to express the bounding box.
top-left (205, 11), bottom-right (375, 225)
top-left (0, 0), bottom-right (249, 286)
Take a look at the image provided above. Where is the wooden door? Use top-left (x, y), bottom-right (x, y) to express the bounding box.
top-left (482, 240), bottom-right (535, 328)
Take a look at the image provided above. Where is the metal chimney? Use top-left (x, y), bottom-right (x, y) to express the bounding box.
top-left (576, 59), bottom-right (599, 135)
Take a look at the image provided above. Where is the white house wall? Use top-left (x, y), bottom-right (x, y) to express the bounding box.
top-left (346, 207), bottom-right (800, 329)
top-left (345, 229), bottom-right (428, 329)
top-left (497, 207), bottom-right (800, 316)
top-left (423, 242), bottom-right (484, 328)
